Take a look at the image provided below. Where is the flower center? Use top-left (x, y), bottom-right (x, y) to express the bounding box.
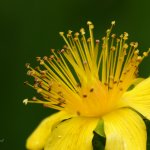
top-left (23, 21), bottom-right (150, 117)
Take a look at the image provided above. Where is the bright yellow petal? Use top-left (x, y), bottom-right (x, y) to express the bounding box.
top-left (103, 108), bottom-right (146, 150)
top-left (123, 77), bottom-right (150, 119)
top-left (26, 111), bottom-right (72, 150)
top-left (44, 117), bottom-right (99, 150)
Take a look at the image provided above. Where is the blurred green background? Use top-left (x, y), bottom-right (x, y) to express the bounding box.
top-left (0, 0), bottom-right (150, 149)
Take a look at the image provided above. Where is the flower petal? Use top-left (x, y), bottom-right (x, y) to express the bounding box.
top-left (44, 117), bottom-right (99, 150)
top-left (123, 77), bottom-right (150, 119)
top-left (103, 108), bottom-right (146, 150)
top-left (26, 111), bottom-right (72, 150)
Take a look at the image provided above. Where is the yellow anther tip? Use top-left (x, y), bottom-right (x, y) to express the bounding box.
top-left (87, 21), bottom-right (92, 25)
top-left (37, 88), bottom-right (42, 93)
top-left (111, 21), bottom-right (115, 25)
top-left (23, 99), bottom-right (28, 105)
top-left (68, 30), bottom-right (73, 34)
top-left (137, 56), bottom-right (142, 62)
top-left (80, 28), bottom-right (85, 35)
top-left (143, 52), bottom-right (148, 57)
top-left (59, 32), bottom-right (64, 36)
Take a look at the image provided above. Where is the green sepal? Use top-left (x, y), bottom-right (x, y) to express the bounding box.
top-left (92, 132), bottom-right (106, 150)
top-left (92, 119), bottom-right (106, 149)
top-left (94, 119), bottom-right (105, 137)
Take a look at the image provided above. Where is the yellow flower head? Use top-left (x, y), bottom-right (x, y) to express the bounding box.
top-left (24, 21), bottom-right (150, 150)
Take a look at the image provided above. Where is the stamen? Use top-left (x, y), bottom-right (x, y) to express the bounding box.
top-left (24, 21), bottom-right (149, 117)
top-left (23, 99), bottom-right (28, 105)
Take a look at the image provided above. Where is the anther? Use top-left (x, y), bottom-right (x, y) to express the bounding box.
top-left (137, 56), bottom-right (142, 62)
top-left (133, 42), bottom-right (138, 48)
top-left (40, 70), bottom-right (47, 75)
top-left (60, 49), bottom-right (65, 53)
top-left (102, 37), bottom-right (106, 41)
top-left (50, 55), bottom-right (55, 60)
top-left (143, 52), bottom-right (148, 57)
top-left (57, 91), bottom-right (62, 95)
top-left (111, 21), bottom-right (115, 25)
top-left (74, 32), bottom-right (79, 37)
top-left (96, 39), bottom-right (100, 43)
top-left (51, 49), bottom-right (55, 53)
top-left (124, 32), bottom-right (129, 37)
top-left (57, 58), bottom-right (61, 62)
top-left (59, 32), bottom-right (64, 36)
top-left (34, 83), bottom-right (38, 88)
top-left (104, 82), bottom-right (108, 86)
top-left (134, 50), bottom-right (139, 55)
top-left (36, 57), bottom-right (41, 61)
top-left (25, 63), bottom-right (30, 68)
top-left (63, 45), bottom-right (68, 49)
top-left (24, 81), bottom-right (29, 85)
top-left (120, 88), bottom-right (123, 91)
top-left (40, 60), bottom-right (44, 65)
top-left (123, 44), bottom-right (128, 49)
top-left (74, 37), bottom-right (78, 41)
top-left (90, 88), bottom-right (94, 92)
top-left (83, 60), bottom-right (87, 65)
top-left (80, 28), bottom-right (85, 35)
top-left (68, 30), bottom-right (73, 35)
top-left (113, 81), bottom-right (117, 84)
top-left (111, 34), bottom-right (116, 38)
top-left (35, 66), bottom-right (40, 71)
top-left (48, 87), bottom-right (51, 92)
top-left (23, 99), bottom-right (28, 105)
top-left (117, 38), bottom-right (120, 42)
top-left (106, 29), bottom-right (111, 34)
top-left (57, 50), bottom-right (60, 54)
top-left (87, 38), bottom-right (91, 42)
top-left (27, 70), bottom-right (31, 76)
top-left (123, 32), bottom-right (129, 40)
top-left (87, 21), bottom-right (92, 25)
top-left (120, 34), bottom-right (123, 38)
top-left (83, 94), bottom-right (87, 98)
top-left (43, 56), bottom-right (48, 60)
top-left (32, 97), bottom-right (37, 101)
top-left (110, 46), bottom-right (116, 51)
top-left (37, 88), bottom-right (42, 93)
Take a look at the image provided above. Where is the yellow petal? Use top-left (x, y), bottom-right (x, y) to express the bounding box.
top-left (44, 117), bottom-right (99, 150)
top-left (26, 111), bottom-right (72, 150)
top-left (123, 77), bottom-right (150, 119)
top-left (103, 108), bottom-right (146, 150)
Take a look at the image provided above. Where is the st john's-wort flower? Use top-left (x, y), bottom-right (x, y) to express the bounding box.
top-left (24, 21), bottom-right (150, 150)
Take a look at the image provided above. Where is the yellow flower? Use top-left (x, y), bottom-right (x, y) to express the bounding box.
top-left (24, 21), bottom-right (150, 150)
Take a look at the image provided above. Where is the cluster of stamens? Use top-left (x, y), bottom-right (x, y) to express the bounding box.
top-left (23, 21), bottom-right (150, 116)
